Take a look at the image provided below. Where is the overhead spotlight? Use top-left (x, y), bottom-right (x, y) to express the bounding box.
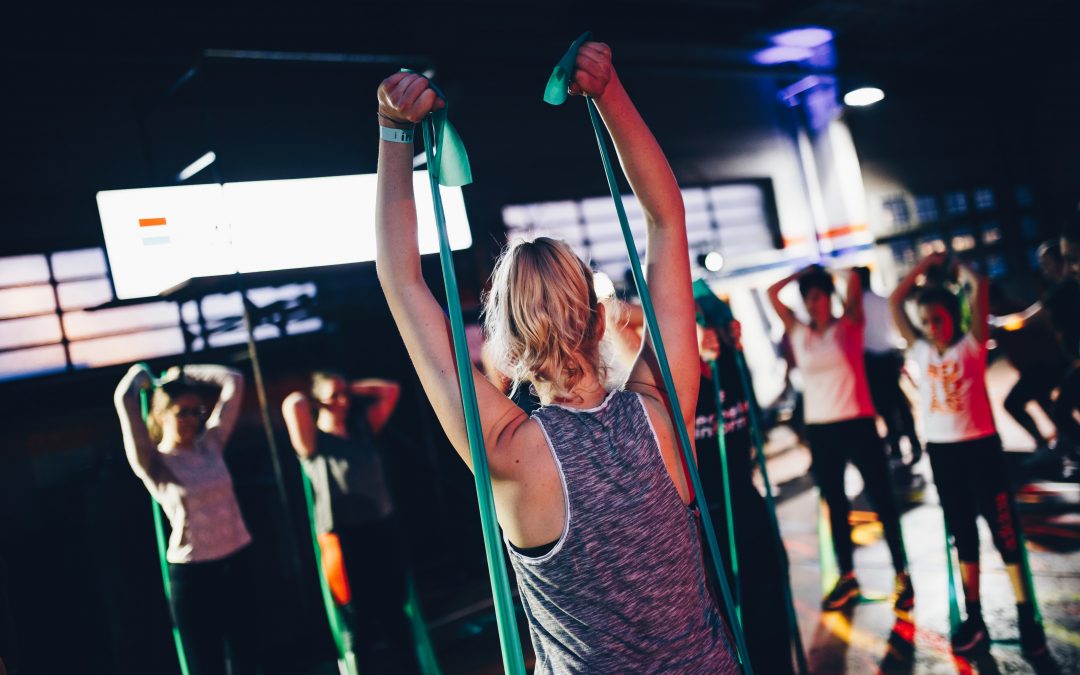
top-left (772, 27), bottom-right (833, 49)
top-left (177, 151), bottom-right (217, 182)
top-left (753, 45), bottom-right (814, 65)
top-left (843, 87), bottom-right (885, 107)
top-left (697, 251), bottom-right (725, 272)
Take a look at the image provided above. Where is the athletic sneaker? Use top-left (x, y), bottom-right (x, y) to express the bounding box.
top-left (893, 572), bottom-right (914, 612)
top-left (822, 574), bottom-right (861, 611)
top-left (951, 615), bottom-right (990, 657)
top-left (1019, 613), bottom-right (1048, 659)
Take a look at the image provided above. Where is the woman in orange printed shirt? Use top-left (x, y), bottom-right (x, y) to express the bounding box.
top-left (890, 253), bottom-right (1047, 661)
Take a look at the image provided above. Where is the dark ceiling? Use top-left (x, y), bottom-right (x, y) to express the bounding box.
top-left (1, 0), bottom-right (1075, 255)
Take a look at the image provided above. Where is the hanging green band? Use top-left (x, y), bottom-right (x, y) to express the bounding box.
top-left (546, 34), bottom-right (752, 673)
top-left (704, 355), bottom-right (743, 624)
top-left (693, 282), bottom-right (807, 672)
top-left (418, 109), bottom-right (526, 674)
top-left (298, 463), bottom-right (359, 674)
top-left (729, 348), bottom-right (809, 675)
top-left (138, 364), bottom-right (191, 675)
top-left (944, 517), bottom-right (1041, 638)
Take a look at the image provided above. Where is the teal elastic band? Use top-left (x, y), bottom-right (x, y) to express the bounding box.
top-left (706, 356), bottom-right (743, 626)
top-left (729, 346), bottom-right (809, 674)
top-left (298, 463), bottom-right (359, 674)
top-left (400, 69), bottom-right (472, 187)
top-left (546, 34), bottom-right (753, 674)
top-left (418, 114), bottom-right (526, 675)
top-left (138, 364), bottom-right (191, 675)
top-left (543, 31), bottom-right (592, 105)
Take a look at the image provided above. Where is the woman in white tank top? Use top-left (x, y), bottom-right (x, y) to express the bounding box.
top-left (768, 265), bottom-right (912, 614)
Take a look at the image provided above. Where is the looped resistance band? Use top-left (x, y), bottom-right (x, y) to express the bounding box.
top-left (545, 33), bottom-right (753, 674)
top-left (694, 282), bottom-right (809, 674)
top-left (413, 76), bottom-right (527, 675)
top-left (137, 364), bottom-right (191, 675)
top-left (298, 463), bottom-right (359, 674)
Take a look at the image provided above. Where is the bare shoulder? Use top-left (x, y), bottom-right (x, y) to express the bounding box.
top-left (488, 412), bottom-right (556, 481)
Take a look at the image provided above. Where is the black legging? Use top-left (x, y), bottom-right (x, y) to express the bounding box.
top-left (928, 435), bottom-right (1022, 564)
top-left (1053, 364), bottom-right (1080, 448)
top-left (1003, 364), bottom-right (1060, 446)
top-left (338, 518), bottom-right (421, 675)
top-left (703, 435), bottom-right (796, 674)
top-left (864, 351), bottom-right (921, 460)
top-left (806, 417), bottom-right (908, 575)
top-left (168, 546), bottom-right (258, 675)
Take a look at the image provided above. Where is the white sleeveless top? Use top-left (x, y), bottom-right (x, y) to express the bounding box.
top-left (909, 334), bottom-right (996, 443)
top-left (789, 319), bottom-right (876, 424)
top-left (147, 435), bottom-right (252, 564)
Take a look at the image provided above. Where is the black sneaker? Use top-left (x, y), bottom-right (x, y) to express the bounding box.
top-left (893, 572), bottom-right (914, 613)
top-left (951, 615), bottom-right (990, 657)
top-left (1019, 614), bottom-right (1048, 659)
top-left (822, 574), bottom-right (861, 611)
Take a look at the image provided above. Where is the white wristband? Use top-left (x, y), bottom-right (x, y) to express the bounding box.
top-left (380, 126), bottom-right (414, 144)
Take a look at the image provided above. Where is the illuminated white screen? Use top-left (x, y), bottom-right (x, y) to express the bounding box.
top-left (98, 172), bottom-right (472, 299)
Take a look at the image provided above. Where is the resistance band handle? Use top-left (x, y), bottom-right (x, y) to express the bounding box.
top-left (421, 116), bottom-right (527, 675)
top-left (582, 97), bottom-right (752, 674)
top-left (708, 359), bottom-right (742, 623)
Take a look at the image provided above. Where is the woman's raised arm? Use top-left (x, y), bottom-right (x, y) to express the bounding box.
top-left (374, 72), bottom-right (529, 480)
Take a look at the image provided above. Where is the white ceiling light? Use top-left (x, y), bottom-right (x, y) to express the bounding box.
top-left (843, 87), bottom-right (884, 107)
top-left (177, 151), bottom-right (217, 182)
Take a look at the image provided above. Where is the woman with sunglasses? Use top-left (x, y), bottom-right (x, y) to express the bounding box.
top-left (114, 363), bottom-right (256, 675)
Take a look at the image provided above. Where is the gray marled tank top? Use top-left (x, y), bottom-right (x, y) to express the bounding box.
top-left (507, 389), bottom-right (737, 674)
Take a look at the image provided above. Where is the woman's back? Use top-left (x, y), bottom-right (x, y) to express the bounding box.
top-left (508, 389), bottom-right (736, 674)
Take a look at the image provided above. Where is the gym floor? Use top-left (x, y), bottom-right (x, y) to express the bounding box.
top-left (337, 359), bottom-right (1080, 674)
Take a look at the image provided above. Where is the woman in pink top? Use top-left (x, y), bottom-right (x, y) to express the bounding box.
top-left (114, 363), bottom-right (256, 675)
top-left (891, 253), bottom-right (1047, 660)
top-left (769, 265), bottom-right (912, 612)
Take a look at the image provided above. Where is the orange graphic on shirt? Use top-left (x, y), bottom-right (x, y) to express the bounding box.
top-left (927, 361), bottom-right (964, 414)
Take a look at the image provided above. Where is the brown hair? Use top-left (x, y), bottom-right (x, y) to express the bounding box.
top-left (146, 380), bottom-right (212, 444)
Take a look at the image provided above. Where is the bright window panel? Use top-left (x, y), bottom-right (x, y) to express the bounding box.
top-left (69, 327), bottom-right (187, 368)
top-left (0, 285), bottom-right (55, 319)
top-left (945, 191), bottom-right (968, 215)
top-left (62, 303), bottom-right (180, 340)
top-left (0, 344), bottom-right (68, 382)
top-left (201, 292), bottom-right (244, 321)
top-left (56, 279), bottom-right (113, 310)
top-left (914, 195), bottom-right (938, 223)
top-left (0, 255), bottom-right (50, 287)
top-left (0, 315), bottom-right (63, 350)
top-left (973, 187), bottom-right (995, 211)
top-left (51, 248), bottom-right (109, 281)
top-left (246, 283), bottom-right (316, 307)
top-left (286, 317), bottom-right (323, 335)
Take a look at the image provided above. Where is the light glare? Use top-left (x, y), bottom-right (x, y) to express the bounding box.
top-left (177, 151), bottom-right (217, 182)
top-left (843, 87), bottom-right (885, 107)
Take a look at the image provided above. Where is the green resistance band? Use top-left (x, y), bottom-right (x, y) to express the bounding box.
top-left (404, 574), bottom-right (444, 675)
top-left (694, 285), bottom-right (808, 674)
top-left (704, 355), bottom-right (743, 625)
top-left (943, 517), bottom-right (1041, 639)
top-left (732, 350), bottom-right (809, 675)
top-left (137, 364), bottom-right (191, 675)
top-left (817, 500), bottom-right (890, 604)
top-left (298, 463), bottom-right (359, 674)
top-left (413, 75), bottom-right (527, 675)
top-left (546, 32), bottom-right (752, 674)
